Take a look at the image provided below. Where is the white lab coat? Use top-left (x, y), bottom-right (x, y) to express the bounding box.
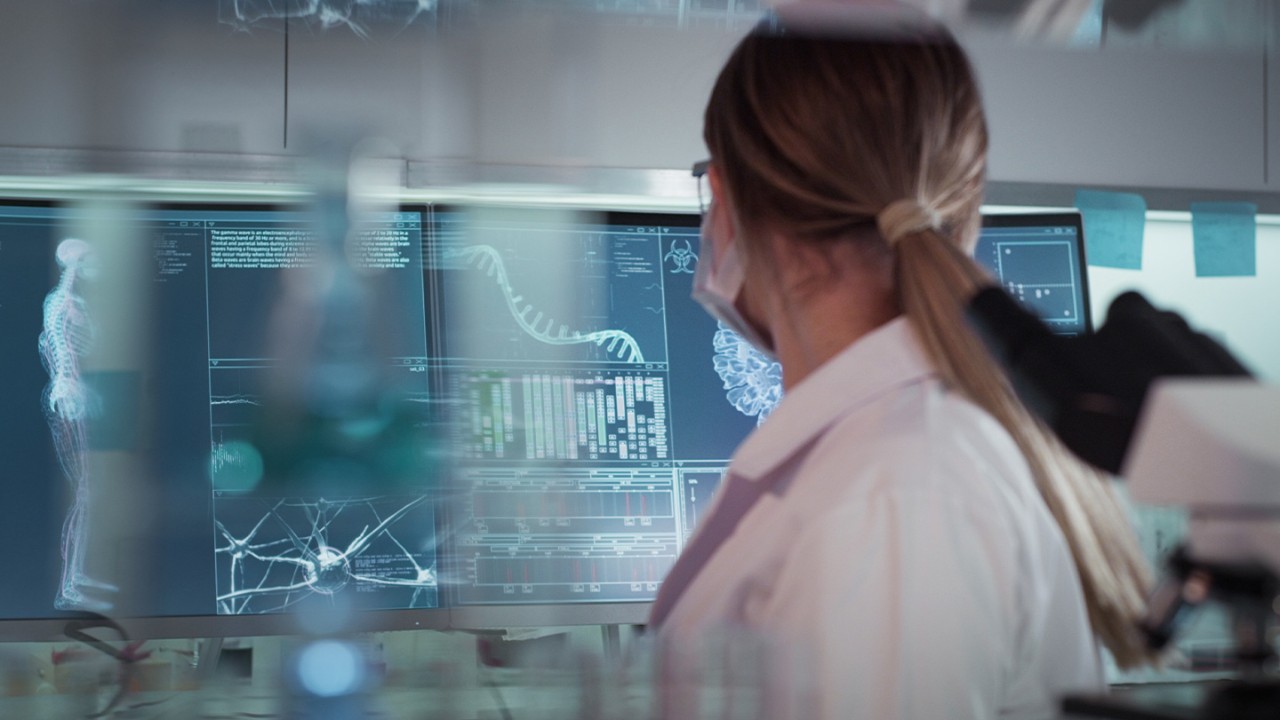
top-left (652, 317), bottom-right (1105, 719)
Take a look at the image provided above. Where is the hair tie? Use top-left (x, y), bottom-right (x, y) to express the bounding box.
top-left (877, 199), bottom-right (941, 245)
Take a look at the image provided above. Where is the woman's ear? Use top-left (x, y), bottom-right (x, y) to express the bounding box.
top-left (703, 171), bottom-right (735, 262)
top-left (708, 165), bottom-right (724, 203)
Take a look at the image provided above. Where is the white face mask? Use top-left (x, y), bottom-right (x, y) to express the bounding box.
top-left (691, 208), bottom-right (776, 358)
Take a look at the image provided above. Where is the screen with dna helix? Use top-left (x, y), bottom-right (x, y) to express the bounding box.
top-left (428, 208), bottom-right (757, 608)
top-left (0, 201), bottom-right (762, 628)
top-left (0, 202), bottom-right (1096, 630)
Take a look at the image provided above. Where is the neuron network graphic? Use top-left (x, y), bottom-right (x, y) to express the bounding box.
top-left (214, 494), bottom-right (439, 614)
top-left (39, 238), bottom-right (116, 611)
top-left (445, 244), bottom-right (648, 363)
top-left (219, 0), bottom-right (439, 37)
top-left (712, 322), bottom-right (782, 426)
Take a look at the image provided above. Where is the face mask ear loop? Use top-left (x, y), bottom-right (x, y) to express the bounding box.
top-left (692, 207), bottom-right (776, 359)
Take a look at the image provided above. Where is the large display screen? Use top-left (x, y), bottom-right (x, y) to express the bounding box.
top-left (429, 209), bottom-right (756, 609)
top-left (0, 202), bottom-right (760, 630)
top-left (0, 202), bottom-right (1092, 632)
top-left (0, 201), bottom-right (440, 626)
top-left (431, 209), bottom-right (1094, 612)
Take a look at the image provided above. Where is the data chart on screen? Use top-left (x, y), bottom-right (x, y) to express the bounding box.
top-left (975, 218), bottom-right (1091, 337)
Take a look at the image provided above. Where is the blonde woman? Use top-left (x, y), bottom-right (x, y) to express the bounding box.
top-left (648, 4), bottom-right (1154, 718)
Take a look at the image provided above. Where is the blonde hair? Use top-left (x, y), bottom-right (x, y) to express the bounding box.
top-left (705, 24), bottom-right (1154, 667)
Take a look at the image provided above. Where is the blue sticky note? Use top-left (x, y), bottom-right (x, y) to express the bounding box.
top-left (1191, 202), bottom-right (1257, 277)
top-left (1075, 189), bottom-right (1147, 269)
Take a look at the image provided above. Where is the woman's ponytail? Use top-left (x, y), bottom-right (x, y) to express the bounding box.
top-left (894, 227), bottom-right (1153, 667)
top-left (705, 22), bottom-right (1158, 668)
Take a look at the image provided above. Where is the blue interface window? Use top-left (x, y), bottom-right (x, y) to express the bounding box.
top-left (973, 220), bottom-right (1091, 337)
top-left (0, 204), bottom-right (1094, 625)
top-left (430, 209), bottom-right (753, 606)
top-left (0, 203), bottom-right (437, 621)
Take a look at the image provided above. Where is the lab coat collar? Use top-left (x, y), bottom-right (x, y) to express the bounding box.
top-left (731, 316), bottom-right (937, 482)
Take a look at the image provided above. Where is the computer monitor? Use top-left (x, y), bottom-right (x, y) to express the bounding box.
top-left (422, 207), bottom-right (1096, 628)
top-left (427, 207), bottom-right (755, 628)
top-left (0, 199), bottom-right (449, 640)
top-left (0, 202), bottom-right (1096, 638)
top-left (976, 212), bottom-right (1092, 336)
top-left (0, 200), bottom-right (78, 640)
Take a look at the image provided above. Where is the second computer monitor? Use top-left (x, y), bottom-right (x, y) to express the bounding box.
top-left (976, 212), bottom-right (1092, 336)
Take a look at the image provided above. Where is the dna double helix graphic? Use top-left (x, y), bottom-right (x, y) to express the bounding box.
top-left (446, 244), bottom-right (647, 364)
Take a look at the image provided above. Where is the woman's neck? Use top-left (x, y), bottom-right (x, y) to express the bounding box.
top-left (770, 293), bottom-right (898, 391)
top-left (751, 236), bottom-right (899, 391)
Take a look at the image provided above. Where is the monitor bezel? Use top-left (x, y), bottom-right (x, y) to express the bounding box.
top-left (979, 211), bottom-right (1094, 335)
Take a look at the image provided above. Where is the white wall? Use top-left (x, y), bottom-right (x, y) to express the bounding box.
top-left (1087, 215), bottom-right (1280, 381)
top-left (0, 3), bottom-right (285, 156)
top-left (1, 3), bottom-right (1274, 196)
top-left (970, 42), bottom-right (1267, 191)
top-left (1085, 213), bottom-right (1274, 682)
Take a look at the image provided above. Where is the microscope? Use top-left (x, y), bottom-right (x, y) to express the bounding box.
top-left (968, 288), bottom-right (1279, 720)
